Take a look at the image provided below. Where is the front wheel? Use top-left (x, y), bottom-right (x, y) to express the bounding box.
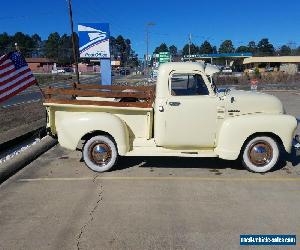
top-left (242, 136), bottom-right (279, 173)
top-left (83, 135), bottom-right (118, 172)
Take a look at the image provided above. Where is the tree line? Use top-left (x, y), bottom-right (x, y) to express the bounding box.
top-left (0, 32), bottom-right (138, 67)
top-left (154, 39), bottom-right (300, 57)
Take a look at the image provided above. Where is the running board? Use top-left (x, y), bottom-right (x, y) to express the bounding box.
top-left (125, 147), bottom-right (217, 157)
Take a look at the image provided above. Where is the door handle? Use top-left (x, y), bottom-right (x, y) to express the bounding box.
top-left (169, 101), bottom-right (181, 106)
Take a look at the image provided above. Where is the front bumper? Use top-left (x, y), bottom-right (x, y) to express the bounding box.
top-left (293, 135), bottom-right (300, 157)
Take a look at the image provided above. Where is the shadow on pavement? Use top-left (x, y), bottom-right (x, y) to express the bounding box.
top-left (116, 156), bottom-right (243, 171)
top-left (289, 148), bottom-right (300, 166)
top-left (115, 153), bottom-right (299, 172)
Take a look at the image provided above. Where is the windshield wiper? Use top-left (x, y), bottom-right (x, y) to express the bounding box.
top-left (225, 88), bottom-right (231, 95)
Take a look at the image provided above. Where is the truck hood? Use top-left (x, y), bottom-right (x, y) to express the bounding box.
top-left (222, 90), bottom-right (284, 115)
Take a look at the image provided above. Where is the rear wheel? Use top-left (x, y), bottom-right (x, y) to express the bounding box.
top-left (242, 136), bottom-right (279, 173)
top-left (83, 135), bottom-right (118, 172)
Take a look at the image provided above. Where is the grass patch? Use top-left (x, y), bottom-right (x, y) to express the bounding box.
top-left (34, 74), bottom-right (74, 86)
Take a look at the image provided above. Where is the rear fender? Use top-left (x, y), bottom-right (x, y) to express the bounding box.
top-left (55, 111), bottom-right (129, 155)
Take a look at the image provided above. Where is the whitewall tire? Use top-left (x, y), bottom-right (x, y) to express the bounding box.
top-left (242, 136), bottom-right (279, 173)
top-left (83, 135), bottom-right (118, 172)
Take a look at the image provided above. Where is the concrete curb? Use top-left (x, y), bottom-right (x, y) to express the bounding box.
top-left (0, 135), bottom-right (57, 183)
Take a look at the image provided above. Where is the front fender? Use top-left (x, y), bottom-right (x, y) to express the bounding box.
top-left (55, 111), bottom-right (129, 155)
top-left (215, 114), bottom-right (297, 160)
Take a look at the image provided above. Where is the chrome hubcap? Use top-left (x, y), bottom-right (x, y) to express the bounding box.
top-left (248, 140), bottom-right (273, 167)
top-left (89, 142), bottom-right (112, 165)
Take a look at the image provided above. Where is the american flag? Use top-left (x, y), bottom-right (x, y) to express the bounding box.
top-left (0, 51), bottom-right (37, 103)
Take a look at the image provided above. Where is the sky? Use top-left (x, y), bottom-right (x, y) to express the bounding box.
top-left (0, 0), bottom-right (300, 58)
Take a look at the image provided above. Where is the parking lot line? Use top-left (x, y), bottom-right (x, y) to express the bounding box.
top-left (263, 89), bottom-right (300, 93)
top-left (18, 176), bottom-right (300, 182)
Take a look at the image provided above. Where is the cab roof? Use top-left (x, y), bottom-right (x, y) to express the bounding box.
top-left (158, 62), bottom-right (219, 76)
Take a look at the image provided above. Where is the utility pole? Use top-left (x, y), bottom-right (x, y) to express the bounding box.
top-left (188, 33), bottom-right (192, 62)
top-left (146, 27), bottom-right (149, 82)
top-left (67, 0), bottom-right (80, 85)
top-left (145, 22), bottom-right (155, 82)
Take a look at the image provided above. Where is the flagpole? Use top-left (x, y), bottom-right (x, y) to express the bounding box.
top-left (67, 0), bottom-right (80, 87)
top-left (36, 83), bottom-right (46, 99)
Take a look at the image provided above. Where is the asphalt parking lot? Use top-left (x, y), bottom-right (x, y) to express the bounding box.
top-left (0, 90), bottom-right (299, 250)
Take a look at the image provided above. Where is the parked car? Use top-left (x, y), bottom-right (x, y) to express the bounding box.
top-left (64, 67), bottom-right (73, 73)
top-left (51, 69), bottom-right (65, 74)
top-left (222, 66), bottom-right (233, 73)
top-left (44, 62), bottom-right (299, 173)
top-left (151, 69), bottom-right (158, 78)
top-left (247, 68), bottom-right (255, 73)
top-left (265, 67), bottom-right (274, 72)
top-left (120, 68), bottom-right (130, 75)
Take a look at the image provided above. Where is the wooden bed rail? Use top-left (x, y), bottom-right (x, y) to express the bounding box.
top-left (74, 83), bottom-right (155, 92)
top-left (43, 83), bottom-right (155, 108)
top-left (44, 88), bottom-right (152, 99)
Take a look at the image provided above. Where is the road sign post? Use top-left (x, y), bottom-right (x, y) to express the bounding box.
top-left (78, 23), bottom-right (111, 85)
top-left (100, 59), bottom-right (112, 86)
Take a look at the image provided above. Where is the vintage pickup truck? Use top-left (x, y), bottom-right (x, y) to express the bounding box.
top-left (44, 62), bottom-right (300, 173)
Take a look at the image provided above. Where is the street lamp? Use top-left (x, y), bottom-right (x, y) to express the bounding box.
top-left (146, 22), bottom-right (155, 82)
top-left (188, 33), bottom-right (192, 62)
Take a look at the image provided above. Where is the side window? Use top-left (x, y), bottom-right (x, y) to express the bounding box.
top-left (170, 73), bottom-right (209, 96)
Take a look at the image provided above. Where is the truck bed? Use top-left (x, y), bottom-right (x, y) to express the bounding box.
top-left (43, 83), bottom-right (155, 145)
top-left (44, 83), bottom-right (155, 108)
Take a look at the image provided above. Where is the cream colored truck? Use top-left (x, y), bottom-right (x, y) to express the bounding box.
top-left (44, 62), bottom-right (300, 173)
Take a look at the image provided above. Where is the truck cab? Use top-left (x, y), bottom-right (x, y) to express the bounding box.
top-left (154, 62), bottom-right (219, 148)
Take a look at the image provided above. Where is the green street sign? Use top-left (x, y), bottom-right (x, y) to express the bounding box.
top-left (159, 58), bottom-right (169, 63)
top-left (159, 52), bottom-right (170, 63)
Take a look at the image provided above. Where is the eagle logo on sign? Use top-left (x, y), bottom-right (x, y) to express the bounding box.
top-left (78, 25), bottom-right (107, 41)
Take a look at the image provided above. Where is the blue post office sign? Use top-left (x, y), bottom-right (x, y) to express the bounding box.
top-left (78, 23), bottom-right (110, 58)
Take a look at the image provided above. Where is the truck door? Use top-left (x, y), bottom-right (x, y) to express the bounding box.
top-left (154, 72), bottom-right (218, 148)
